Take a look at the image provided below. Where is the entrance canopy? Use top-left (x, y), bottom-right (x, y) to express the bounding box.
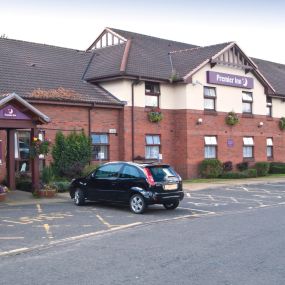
top-left (0, 93), bottom-right (50, 191)
top-left (0, 92), bottom-right (50, 128)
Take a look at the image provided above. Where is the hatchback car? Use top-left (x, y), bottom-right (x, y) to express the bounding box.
top-left (69, 162), bottom-right (184, 214)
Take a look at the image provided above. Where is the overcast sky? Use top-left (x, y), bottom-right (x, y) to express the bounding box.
top-left (1, 0), bottom-right (285, 63)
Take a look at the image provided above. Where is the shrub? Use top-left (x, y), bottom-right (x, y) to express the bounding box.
top-left (243, 168), bottom-right (258, 178)
top-left (199, 159), bottom-right (223, 178)
top-left (223, 161), bottom-right (233, 172)
top-left (52, 181), bottom-right (70, 193)
top-left (220, 171), bottom-right (248, 179)
top-left (16, 173), bottom-right (32, 192)
top-left (255, 162), bottom-right (270, 176)
top-left (82, 164), bottom-right (99, 177)
top-left (52, 131), bottom-right (92, 179)
top-left (41, 166), bottom-right (55, 184)
top-left (269, 162), bottom-right (285, 174)
top-left (236, 162), bottom-right (248, 172)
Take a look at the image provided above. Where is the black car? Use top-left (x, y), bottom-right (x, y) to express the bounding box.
top-left (69, 162), bottom-right (184, 214)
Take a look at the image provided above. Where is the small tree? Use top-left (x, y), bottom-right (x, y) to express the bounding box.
top-left (52, 130), bottom-right (92, 178)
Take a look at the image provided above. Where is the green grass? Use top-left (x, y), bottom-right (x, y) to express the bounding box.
top-left (184, 173), bottom-right (285, 184)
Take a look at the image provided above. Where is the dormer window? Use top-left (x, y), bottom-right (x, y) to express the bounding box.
top-left (145, 82), bottom-right (160, 107)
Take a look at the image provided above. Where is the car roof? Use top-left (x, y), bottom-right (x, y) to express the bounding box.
top-left (102, 161), bottom-right (170, 168)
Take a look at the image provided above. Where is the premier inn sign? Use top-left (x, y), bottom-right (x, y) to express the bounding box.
top-left (207, 71), bottom-right (254, 89)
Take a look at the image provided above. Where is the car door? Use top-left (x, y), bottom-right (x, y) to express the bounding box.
top-left (88, 163), bottom-right (123, 201)
top-left (115, 165), bottom-right (146, 202)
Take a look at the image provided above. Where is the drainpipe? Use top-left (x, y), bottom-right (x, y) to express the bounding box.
top-left (131, 79), bottom-right (141, 161)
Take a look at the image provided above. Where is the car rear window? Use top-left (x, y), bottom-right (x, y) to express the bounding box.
top-left (147, 166), bottom-right (177, 182)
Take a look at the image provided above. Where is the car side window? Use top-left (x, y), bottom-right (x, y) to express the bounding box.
top-left (120, 165), bottom-right (143, 179)
top-left (95, 164), bottom-right (122, 178)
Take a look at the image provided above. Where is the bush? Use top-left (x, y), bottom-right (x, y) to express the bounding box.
top-left (82, 164), bottom-right (99, 177)
top-left (269, 162), bottom-right (285, 174)
top-left (236, 162), bottom-right (248, 172)
top-left (52, 131), bottom-right (92, 179)
top-left (255, 162), bottom-right (270, 176)
top-left (52, 181), bottom-right (70, 193)
top-left (220, 171), bottom-right (248, 179)
top-left (243, 168), bottom-right (258, 178)
top-left (223, 161), bottom-right (233, 172)
top-left (41, 166), bottom-right (55, 184)
top-left (199, 159), bottom-right (223, 178)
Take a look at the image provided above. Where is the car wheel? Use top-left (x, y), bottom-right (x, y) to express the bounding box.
top-left (163, 200), bottom-right (179, 210)
top-left (74, 189), bottom-right (85, 206)
top-left (130, 194), bottom-right (146, 214)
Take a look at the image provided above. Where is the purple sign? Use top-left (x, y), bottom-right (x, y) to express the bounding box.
top-left (207, 71), bottom-right (254, 89)
top-left (227, 139), bottom-right (234, 147)
top-left (0, 105), bottom-right (30, 120)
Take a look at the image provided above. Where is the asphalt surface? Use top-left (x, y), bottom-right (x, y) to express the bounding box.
top-left (1, 181), bottom-right (285, 284)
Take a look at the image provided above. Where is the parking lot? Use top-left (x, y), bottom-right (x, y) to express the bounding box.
top-left (1, 181), bottom-right (285, 256)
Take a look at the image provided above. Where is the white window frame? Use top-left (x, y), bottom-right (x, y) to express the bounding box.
top-left (145, 135), bottom-right (161, 159)
top-left (243, 136), bottom-right (254, 158)
top-left (204, 136), bottom-right (217, 158)
top-left (266, 138), bottom-right (273, 158)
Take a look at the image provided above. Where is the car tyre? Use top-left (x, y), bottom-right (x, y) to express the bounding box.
top-left (74, 189), bottom-right (85, 206)
top-left (130, 194), bottom-right (146, 214)
top-left (163, 200), bottom-right (179, 210)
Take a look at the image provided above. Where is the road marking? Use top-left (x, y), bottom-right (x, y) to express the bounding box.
top-left (0, 237), bottom-right (24, 240)
top-left (43, 224), bottom-right (53, 239)
top-left (0, 247), bottom-right (29, 257)
top-left (186, 193), bottom-right (191, 198)
top-left (96, 214), bottom-right (112, 228)
top-left (36, 204), bottom-right (42, 213)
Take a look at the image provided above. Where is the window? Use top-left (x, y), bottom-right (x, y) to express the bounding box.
top-left (242, 92), bottom-right (253, 114)
top-left (243, 137), bottom-right (254, 158)
top-left (145, 82), bottom-right (160, 107)
top-left (145, 135), bottom-right (161, 159)
top-left (204, 87), bottom-right (216, 111)
top-left (95, 164), bottom-right (122, 178)
top-left (266, 138), bottom-right (273, 159)
top-left (91, 133), bottom-right (109, 160)
top-left (266, 97), bottom-right (272, 117)
top-left (204, 136), bottom-right (217, 158)
top-left (120, 165), bottom-right (143, 179)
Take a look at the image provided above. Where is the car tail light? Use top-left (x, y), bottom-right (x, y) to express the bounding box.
top-left (144, 168), bottom-right (155, 186)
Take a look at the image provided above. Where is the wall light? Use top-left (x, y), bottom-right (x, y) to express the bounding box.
top-left (258, 121), bottom-right (264, 128)
top-left (197, 118), bottom-right (203, 125)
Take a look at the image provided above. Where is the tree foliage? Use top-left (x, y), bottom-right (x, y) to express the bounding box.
top-left (52, 131), bottom-right (92, 178)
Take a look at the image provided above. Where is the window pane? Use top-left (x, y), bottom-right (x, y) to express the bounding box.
top-left (92, 145), bottom-right (108, 160)
top-left (91, 134), bottom-right (108, 144)
top-left (266, 106), bottom-right (272, 116)
top-left (242, 92), bottom-right (253, 101)
top-left (204, 146), bottom-right (216, 158)
top-left (145, 95), bottom-right (158, 107)
top-left (243, 146), bottom-right (253, 158)
top-left (267, 146), bottom-right (273, 157)
top-left (145, 146), bottom-right (159, 159)
top-left (205, 136), bottom-right (217, 145)
top-left (266, 138), bottom-right (273, 146)
top-left (146, 135), bottom-right (153, 144)
top-left (204, 98), bottom-right (215, 110)
top-left (95, 164), bottom-right (122, 178)
top-left (146, 135), bottom-right (160, 145)
top-left (204, 87), bottom-right (216, 97)
top-left (121, 165), bottom-right (141, 179)
top-left (145, 82), bottom-right (160, 94)
top-left (242, 102), bottom-right (252, 113)
top-left (152, 135), bottom-right (160, 145)
top-left (243, 137), bottom-right (254, 145)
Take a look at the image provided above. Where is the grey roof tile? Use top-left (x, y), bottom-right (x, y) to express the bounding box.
top-left (0, 38), bottom-right (123, 105)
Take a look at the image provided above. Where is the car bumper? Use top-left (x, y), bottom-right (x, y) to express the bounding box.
top-left (144, 191), bottom-right (184, 205)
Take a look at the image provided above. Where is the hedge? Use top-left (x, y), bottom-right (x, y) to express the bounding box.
top-left (269, 162), bottom-right (285, 174)
top-left (199, 159), bottom-right (223, 178)
top-left (255, 162), bottom-right (270, 176)
top-left (220, 168), bottom-right (257, 179)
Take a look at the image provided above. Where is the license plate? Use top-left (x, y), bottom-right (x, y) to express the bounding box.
top-left (164, 184), bottom-right (178, 190)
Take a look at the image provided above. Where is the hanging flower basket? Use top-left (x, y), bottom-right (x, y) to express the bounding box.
top-left (279, 117), bottom-right (285, 130)
top-left (225, 111), bottom-right (239, 126)
top-left (30, 137), bottom-right (51, 158)
top-left (148, 108), bottom-right (163, 123)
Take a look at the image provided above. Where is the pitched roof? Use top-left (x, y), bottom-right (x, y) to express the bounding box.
top-left (251, 57), bottom-right (285, 96)
top-left (0, 38), bottom-right (123, 105)
top-left (85, 28), bottom-right (198, 81)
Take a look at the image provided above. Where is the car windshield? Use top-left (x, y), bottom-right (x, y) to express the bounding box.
top-left (148, 166), bottom-right (177, 182)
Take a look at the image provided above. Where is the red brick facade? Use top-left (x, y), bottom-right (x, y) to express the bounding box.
top-left (1, 102), bottom-right (284, 182)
